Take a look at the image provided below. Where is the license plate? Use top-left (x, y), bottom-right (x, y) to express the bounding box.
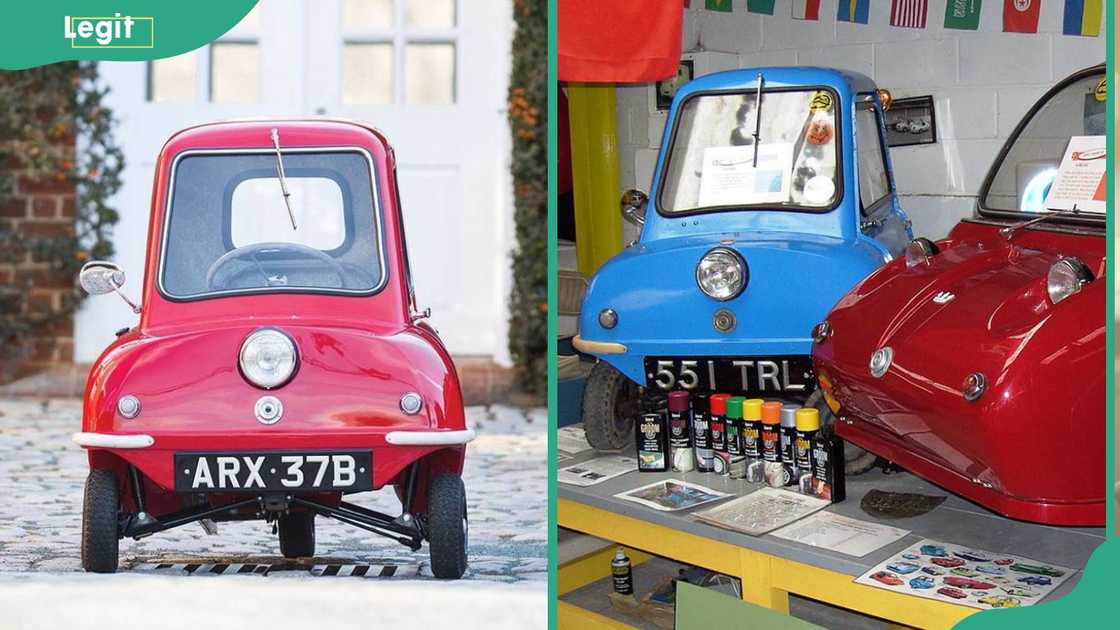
top-left (644, 356), bottom-right (814, 394)
top-left (175, 451), bottom-right (373, 492)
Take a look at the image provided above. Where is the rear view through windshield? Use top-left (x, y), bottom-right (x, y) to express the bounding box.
top-left (160, 150), bottom-right (384, 299)
top-left (659, 89), bottom-right (841, 214)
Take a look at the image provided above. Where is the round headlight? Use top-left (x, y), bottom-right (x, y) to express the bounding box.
top-left (696, 247), bottom-right (747, 301)
top-left (1046, 257), bottom-right (1092, 304)
top-left (239, 328), bottom-right (298, 389)
top-left (905, 238), bottom-right (939, 268)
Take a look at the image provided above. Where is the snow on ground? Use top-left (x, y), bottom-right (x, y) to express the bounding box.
top-left (0, 399), bottom-right (547, 629)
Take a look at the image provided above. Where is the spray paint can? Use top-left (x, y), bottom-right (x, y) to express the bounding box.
top-left (779, 403), bottom-right (800, 487)
top-left (741, 398), bottom-right (765, 483)
top-left (636, 410), bottom-right (669, 472)
top-left (691, 392), bottom-right (714, 472)
top-left (668, 391), bottom-right (695, 472)
top-left (725, 397), bottom-right (747, 478)
top-left (709, 394), bottom-right (730, 475)
top-left (611, 548), bottom-right (634, 595)
top-left (794, 407), bottom-right (820, 494)
top-left (812, 427), bottom-right (846, 502)
top-left (761, 401), bottom-right (785, 487)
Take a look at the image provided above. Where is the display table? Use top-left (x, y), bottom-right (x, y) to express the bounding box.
top-left (558, 449), bottom-right (1104, 629)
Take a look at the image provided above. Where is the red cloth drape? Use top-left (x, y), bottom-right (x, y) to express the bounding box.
top-left (558, 0), bottom-right (683, 83)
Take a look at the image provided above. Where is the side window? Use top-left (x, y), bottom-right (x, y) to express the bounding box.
top-left (855, 103), bottom-right (891, 215)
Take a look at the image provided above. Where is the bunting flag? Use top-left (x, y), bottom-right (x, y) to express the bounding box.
top-left (944, 0), bottom-right (982, 29)
top-left (747, 0), bottom-right (776, 14)
top-left (1003, 0), bottom-right (1041, 33)
top-left (1062, 0), bottom-right (1102, 36)
top-left (792, 0), bottom-right (821, 20)
top-left (890, 0), bottom-right (929, 28)
top-left (705, 0), bottom-right (732, 11)
top-left (837, 0), bottom-right (871, 24)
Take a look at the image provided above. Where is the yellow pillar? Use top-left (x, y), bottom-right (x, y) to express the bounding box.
top-left (567, 83), bottom-right (624, 275)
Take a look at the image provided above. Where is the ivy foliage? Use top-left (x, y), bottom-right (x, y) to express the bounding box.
top-left (0, 62), bottom-right (123, 374)
top-left (507, 0), bottom-right (547, 400)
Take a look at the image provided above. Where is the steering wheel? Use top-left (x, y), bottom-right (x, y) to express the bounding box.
top-left (205, 242), bottom-right (346, 291)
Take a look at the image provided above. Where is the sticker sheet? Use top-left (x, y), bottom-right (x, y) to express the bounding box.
top-left (854, 538), bottom-right (1076, 610)
top-left (615, 478), bottom-right (732, 512)
top-left (558, 455), bottom-right (637, 487)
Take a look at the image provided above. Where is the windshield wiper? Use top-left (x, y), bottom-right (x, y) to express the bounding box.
top-left (270, 128), bottom-right (297, 230)
top-left (999, 207), bottom-right (1083, 239)
top-left (752, 72), bottom-right (764, 167)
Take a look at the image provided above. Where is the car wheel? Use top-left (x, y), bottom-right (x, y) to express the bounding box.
top-left (278, 512), bottom-right (316, 558)
top-left (806, 390), bottom-right (879, 475)
top-left (581, 361), bottom-right (642, 450)
top-left (81, 469), bottom-right (120, 573)
top-left (427, 474), bottom-right (467, 579)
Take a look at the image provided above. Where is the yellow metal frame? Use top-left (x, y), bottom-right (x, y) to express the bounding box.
top-left (559, 498), bottom-right (977, 630)
top-left (567, 83), bottom-right (624, 276)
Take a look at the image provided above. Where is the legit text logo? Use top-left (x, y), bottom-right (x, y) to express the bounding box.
top-left (64, 14), bottom-right (154, 48)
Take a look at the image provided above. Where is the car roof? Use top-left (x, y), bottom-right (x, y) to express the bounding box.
top-left (677, 66), bottom-right (877, 98)
top-left (159, 118), bottom-right (392, 154)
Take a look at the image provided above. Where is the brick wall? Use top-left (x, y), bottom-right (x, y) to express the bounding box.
top-left (0, 153), bottom-right (78, 381)
top-left (615, 1), bottom-right (1105, 242)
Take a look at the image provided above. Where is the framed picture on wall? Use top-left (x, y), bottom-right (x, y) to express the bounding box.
top-left (655, 59), bottom-right (694, 110)
top-left (884, 96), bottom-right (937, 147)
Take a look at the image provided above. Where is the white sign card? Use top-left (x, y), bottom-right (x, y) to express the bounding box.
top-left (557, 424), bottom-right (591, 457)
top-left (558, 455), bottom-right (637, 487)
top-left (1043, 135), bottom-right (1106, 214)
top-left (697, 143), bottom-right (793, 208)
top-left (854, 538), bottom-right (1076, 610)
top-left (771, 511), bottom-right (910, 557)
top-left (615, 478), bottom-right (732, 512)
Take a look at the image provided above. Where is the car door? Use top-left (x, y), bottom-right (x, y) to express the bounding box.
top-left (854, 97), bottom-right (912, 255)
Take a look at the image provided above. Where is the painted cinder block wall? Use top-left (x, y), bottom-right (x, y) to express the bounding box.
top-left (615, 1), bottom-right (1105, 241)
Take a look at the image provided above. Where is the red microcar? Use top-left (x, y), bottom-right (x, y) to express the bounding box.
top-left (75, 120), bottom-right (472, 578)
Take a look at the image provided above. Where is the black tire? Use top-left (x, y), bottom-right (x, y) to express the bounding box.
top-left (581, 361), bottom-right (642, 450)
top-left (427, 474), bottom-right (468, 579)
top-left (81, 469), bottom-right (120, 573)
top-left (806, 390), bottom-right (879, 475)
top-left (278, 512), bottom-right (316, 558)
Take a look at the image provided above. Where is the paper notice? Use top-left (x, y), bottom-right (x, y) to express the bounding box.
top-left (557, 424), bottom-right (591, 457)
top-left (1043, 135), bottom-right (1106, 214)
top-left (697, 143), bottom-right (793, 208)
top-left (615, 479), bottom-right (732, 512)
top-left (559, 455), bottom-right (637, 487)
top-left (771, 511), bottom-right (910, 557)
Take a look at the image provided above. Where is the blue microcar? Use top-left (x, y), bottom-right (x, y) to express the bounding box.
top-left (574, 67), bottom-right (912, 449)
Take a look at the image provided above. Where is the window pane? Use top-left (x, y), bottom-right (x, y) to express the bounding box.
top-left (343, 43), bottom-right (394, 105)
top-left (406, 43), bottom-right (455, 105)
top-left (406, 0), bottom-right (455, 28)
top-left (344, 0), bottom-right (393, 31)
top-left (856, 108), bottom-right (889, 212)
top-left (231, 177), bottom-right (346, 250)
top-left (211, 43), bottom-right (259, 104)
top-left (150, 52), bottom-right (197, 103)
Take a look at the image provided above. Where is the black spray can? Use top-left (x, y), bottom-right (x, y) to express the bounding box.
top-left (794, 408), bottom-right (820, 494)
top-left (611, 548), bottom-right (633, 595)
top-left (668, 391), bottom-right (695, 472)
top-left (709, 394), bottom-right (730, 475)
top-left (691, 392), bottom-right (714, 472)
top-left (779, 403), bottom-right (799, 487)
top-left (812, 428), bottom-right (846, 503)
top-left (636, 411), bottom-right (669, 472)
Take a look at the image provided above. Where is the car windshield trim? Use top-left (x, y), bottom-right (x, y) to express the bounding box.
top-left (976, 64), bottom-right (1105, 227)
top-left (156, 146), bottom-right (390, 302)
top-left (654, 85), bottom-right (845, 218)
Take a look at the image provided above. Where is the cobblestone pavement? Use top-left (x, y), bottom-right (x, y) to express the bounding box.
top-left (0, 399), bottom-right (547, 585)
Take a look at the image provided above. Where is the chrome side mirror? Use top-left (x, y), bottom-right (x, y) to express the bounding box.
top-left (620, 189), bottom-right (648, 227)
top-left (79, 261), bottom-right (141, 314)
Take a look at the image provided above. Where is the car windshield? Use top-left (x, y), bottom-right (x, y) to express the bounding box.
top-left (160, 149), bottom-right (384, 299)
top-left (658, 89), bottom-right (840, 214)
top-left (981, 71), bottom-right (1105, 216)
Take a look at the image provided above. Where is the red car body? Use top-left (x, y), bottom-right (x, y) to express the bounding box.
top-left (74, 120), bottom-right (470, 572)
top-left (812, 65), bottom-right (1106, 527)
top-left (943, 576), bottom-right (996, 590)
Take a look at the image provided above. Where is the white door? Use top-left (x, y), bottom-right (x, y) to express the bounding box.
top-left (76, 0), bottom-right (513, 365)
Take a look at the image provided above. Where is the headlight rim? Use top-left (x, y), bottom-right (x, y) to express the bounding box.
top-left (695, 246), bottom-right (748, 302)
top-left (238, 327), bottom-right (299, 390)
top-left (1046, 256), bottom-right (1093, 305)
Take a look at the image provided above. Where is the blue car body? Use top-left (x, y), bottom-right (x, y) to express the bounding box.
top-left (909, 576), bottom-right (936, 589)
top-left (576, 67), bottom-right (912, 390)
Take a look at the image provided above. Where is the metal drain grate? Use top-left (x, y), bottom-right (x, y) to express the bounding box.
top-left (134, 562), bottom-right (420, 578)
